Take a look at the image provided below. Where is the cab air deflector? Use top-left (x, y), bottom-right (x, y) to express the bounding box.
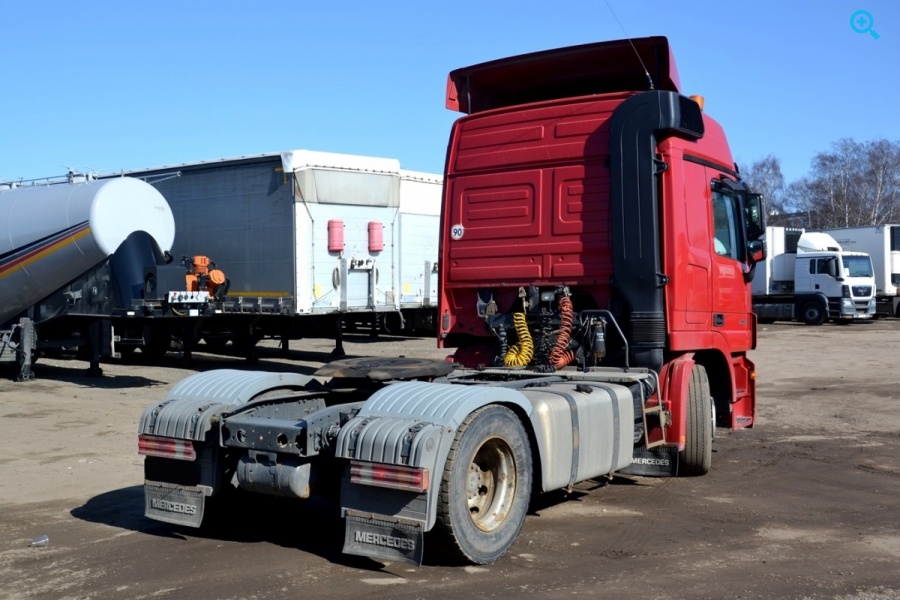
top-left (608, 91), bottom-right (704, 372)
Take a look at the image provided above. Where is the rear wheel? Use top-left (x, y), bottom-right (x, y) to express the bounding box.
top-left (436, 405), bottom-right (532, 564)
top-left (380, 312), bottom-right (404, 336)
top-left (801, 302), bottom-right (825, 326)
top-left (141, 332), bottom-right (171, 358)
top-left (202, 336), bottom-right (230, 352)
top-left (679, 364), bottom-right (712, 477)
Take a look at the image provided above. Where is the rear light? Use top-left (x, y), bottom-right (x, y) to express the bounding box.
top-left (138, 434), bottom-right (196, 461)
top-left (350, 460), bottom-right (429, 493)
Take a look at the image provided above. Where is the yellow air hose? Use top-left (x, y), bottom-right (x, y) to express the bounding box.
top-left (503, 312), bottom-right (534, 367)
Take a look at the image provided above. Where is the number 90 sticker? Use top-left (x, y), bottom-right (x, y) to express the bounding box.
top-left (451, 224), bottom-right (464, 240)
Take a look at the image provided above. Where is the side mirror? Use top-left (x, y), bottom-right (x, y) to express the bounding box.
top-left (747, 239), bottom-right (765, 263)
top-left (744, 193), bottom-right (765, 240)
top-left (826, 257), bottom-right (838, 279)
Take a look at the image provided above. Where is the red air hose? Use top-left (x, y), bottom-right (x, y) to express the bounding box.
top-left (550, 296), bottom-right (575, 369)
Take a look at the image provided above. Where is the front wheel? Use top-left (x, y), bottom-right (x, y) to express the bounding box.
top-left (436, 405), bottom-right (532, 564)
top-left (801, 302), bottom-right (825, 326)
top-left (679, 364), bottom-right (712, 477)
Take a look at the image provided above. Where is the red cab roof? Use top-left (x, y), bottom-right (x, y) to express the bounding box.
top-left (446, 36), bottom-right (681, 114)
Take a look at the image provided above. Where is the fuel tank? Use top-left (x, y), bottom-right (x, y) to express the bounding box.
top-left (0, 176), bottom-right (175, 325)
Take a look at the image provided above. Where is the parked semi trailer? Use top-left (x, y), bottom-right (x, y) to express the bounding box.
top-left (137, 37), bottom-right (765, 566)
top-left (818, 225), bottom-right (900, 317)
top-left (114, 152), bottom-right (442, 354)
top-left (0, 174), bottom-right (178, 378)
top-left (0, 173), bottom-right (239, 379)
top-left (752, 226), bottom-right (876, 324)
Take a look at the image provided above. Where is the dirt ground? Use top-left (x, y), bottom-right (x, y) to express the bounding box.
top-left (1, 321), bottom-right (900, 600)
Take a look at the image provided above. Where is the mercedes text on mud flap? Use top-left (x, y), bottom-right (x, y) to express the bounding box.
top-left (137, 37), bottom-right (765, 565)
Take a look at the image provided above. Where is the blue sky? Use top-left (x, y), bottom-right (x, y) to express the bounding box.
top-left (1, 1), bottom-right (897, 185)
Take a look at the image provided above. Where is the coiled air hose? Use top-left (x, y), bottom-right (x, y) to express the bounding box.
top-left (549, 295), bottom-right (576, 369)
top-left (503, 312), bottom-right (534, 367)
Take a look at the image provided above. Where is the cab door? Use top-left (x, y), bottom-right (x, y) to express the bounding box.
top-left (709, 177), bottom-right (753, 350)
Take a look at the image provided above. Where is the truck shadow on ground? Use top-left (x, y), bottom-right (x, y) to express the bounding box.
top-left (9, 364), bottom-right (169, 389)
top-left (71, 483), bottom-right (595, 569)
top-left (18, 332), bottom-right (437, 384)
top-left (70, 486), bottom-right (394, 571)
top-left (121, 332), bottom-right (435, 373)
top-left (130, 350), bottom-right (325, 375)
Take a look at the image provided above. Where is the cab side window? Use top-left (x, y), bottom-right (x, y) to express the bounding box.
top-left (712, 190), bottom-right (741, 260)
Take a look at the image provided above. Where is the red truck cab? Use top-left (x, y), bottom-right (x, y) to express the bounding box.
top-left (438, 37), bottom-right (764, 471)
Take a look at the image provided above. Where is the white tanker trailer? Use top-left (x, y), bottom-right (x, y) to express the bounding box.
top-left (0, 174), bottom-right (176, 379)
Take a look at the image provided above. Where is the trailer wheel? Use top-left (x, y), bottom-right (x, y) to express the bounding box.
top-left (801, 302), bottom-right (825, 326)
top-left (679, 364), bottom-right (712, 477)
top-left (202, 336), bottom-right (229, 352)
top-left (436, 404), bottom-right (532, 564)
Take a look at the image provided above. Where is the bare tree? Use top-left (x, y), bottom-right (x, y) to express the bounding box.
top-left (787, 138), bottom-right (900, 228)
top-left (782, 177), bottom-right (816, 228)
top-left (861, 139), bottom-right (900, 225)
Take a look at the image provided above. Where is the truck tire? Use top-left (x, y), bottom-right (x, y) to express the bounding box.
top-left (436, 404), bottom-right (532, 564)
top-left (202, 336), bottom-right (229, 352)
top-left (141, 333), bottom-right (171, 358)
top-left (679, 364), bottom-right (712, 477)
top-left (801, 302), bottom-right (825, 326)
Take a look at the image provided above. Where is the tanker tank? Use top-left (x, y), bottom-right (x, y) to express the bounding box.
top-left (0, 176), bottom-right (175, 326)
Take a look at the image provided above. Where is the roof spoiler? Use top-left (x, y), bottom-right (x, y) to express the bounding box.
top-left (446, 36), bottom-right (681, 114)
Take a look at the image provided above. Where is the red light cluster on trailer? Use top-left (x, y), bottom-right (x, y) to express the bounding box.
top-left (138, 434), bottom-right (196, 461)
top-left (349, 460), bottom-right (429, 493)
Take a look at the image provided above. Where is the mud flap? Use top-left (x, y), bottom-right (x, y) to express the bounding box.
top-left (144, 483), bottom-right (205, 527)
top-left (619, 446), bottom-right (679, 477)
top-left (343, 510), bottom-right (424, 566)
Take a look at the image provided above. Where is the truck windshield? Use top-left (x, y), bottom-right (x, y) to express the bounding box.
top-left (842, 255), bottom-right (874, 278)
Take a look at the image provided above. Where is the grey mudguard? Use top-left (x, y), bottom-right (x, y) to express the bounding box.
top-left (335, 381), bottom-right (536, 530)
top-left (139, 370), bottom-right (313, 441)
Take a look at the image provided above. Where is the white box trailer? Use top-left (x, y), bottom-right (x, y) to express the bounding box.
top-left (117, 151), bottom-right (442, 349)
top-left (395, 170), bottom-right (441, 332)
top-left (818, 225), bottom-right (900, 317)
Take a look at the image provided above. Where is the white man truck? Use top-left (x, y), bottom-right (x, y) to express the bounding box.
top-left (818, 225), bottom-right (900, 317)
top-left (752, 226), bottom-right (876, 325)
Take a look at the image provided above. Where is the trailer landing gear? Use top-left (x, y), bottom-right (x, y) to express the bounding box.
top-left (14, 318), bottom-right (36, 381)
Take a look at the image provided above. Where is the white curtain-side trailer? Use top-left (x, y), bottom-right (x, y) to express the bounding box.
top-left (117, 151), bottom-right (442, 355)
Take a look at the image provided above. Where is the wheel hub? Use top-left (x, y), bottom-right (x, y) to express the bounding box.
top-left (465, 437), bottom-right (516, 532)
